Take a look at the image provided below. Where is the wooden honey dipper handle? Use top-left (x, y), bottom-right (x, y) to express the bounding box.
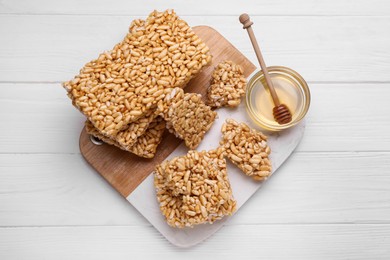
top-left (240, 13), bottom-right (292, 125)
top-left (239, 13), bottom-right (280, 106)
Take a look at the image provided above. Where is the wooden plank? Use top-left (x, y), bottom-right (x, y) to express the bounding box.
top-left (299, 83), bottom-right (390, 152)
top-left (1, 83), bottom-right (389, 154)
top-left (0, 225), bottom-right (389, 258)
top-left (0, 154), bottom-right (148, 227)
top-left (1, 0), bottom-right (390, 15)
top-left (0, 83), bottom-right (85, 154)
top-left (230, 151), bottom-right (390, 225)
top-left (0, 15), bottom-right (389, 82)
top-left (1, 152), bottom-right (389, 226)
top-left (0, 0), bottom-right (389, 255)
top-left (79, 26), bottom-right (256, 197)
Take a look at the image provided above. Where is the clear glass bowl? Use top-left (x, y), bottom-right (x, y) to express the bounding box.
top-left (246, 66), bottom-right (310, 131)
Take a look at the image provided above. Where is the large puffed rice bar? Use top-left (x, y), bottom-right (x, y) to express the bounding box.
top-left (157, 88), bottom-right (217, 149)
top-left (221, 119), bottom-right (272, 181)
top-left (154, 148), bottom-right (237, 228)
top-left (85, 117), bottom-right (165, 158)
top-left (63, 9), bottom-right (212, 137)
top-left (207, 60), bottom-right (246, 108)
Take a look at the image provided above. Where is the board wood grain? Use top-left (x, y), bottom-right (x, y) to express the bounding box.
top-left (79, 26), bottom-right (256, 197)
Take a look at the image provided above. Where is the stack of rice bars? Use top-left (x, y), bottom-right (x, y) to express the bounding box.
top-left (63, 10), bottom-right (212, 158)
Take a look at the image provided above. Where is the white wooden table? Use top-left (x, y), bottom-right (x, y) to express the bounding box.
top-left (1, 0), bottom-right (389, 258)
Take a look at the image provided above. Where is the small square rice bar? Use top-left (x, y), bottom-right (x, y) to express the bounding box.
top-left (154, 148), bottom-right (237, 228)
top-left (85, 117), bottom-right (165, 158)
top-left (157, 88), bottom-right (217, 149)
top-left (221, 119), bottom-right (272, 181)
top-left (207, 60), bottom-right (247, 108)
top-left (63, 9), bottom-right (212, 137)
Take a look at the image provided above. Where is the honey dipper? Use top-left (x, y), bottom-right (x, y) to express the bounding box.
top-left (239, 13), bottom-right (292, 125)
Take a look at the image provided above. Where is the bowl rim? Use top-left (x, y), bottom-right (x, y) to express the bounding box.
top-left (245, 66), bottom-right (311, 131)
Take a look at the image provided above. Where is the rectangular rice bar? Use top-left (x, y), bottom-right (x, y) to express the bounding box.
top-left (63, 9), bottom-right (212, 137)
top-left (85, 117), bottom-right (165, 159)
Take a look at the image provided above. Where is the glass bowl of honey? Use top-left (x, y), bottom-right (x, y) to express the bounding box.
top-left (246, 66), bottom-right (310, 131)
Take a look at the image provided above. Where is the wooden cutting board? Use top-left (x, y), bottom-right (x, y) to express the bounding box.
top-left (79, 25), bottom-right (256, 198)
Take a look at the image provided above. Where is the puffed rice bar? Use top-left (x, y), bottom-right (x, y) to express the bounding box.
top-left (157, 87), bottom-right (217, 149)
top-left (207, 60), bottom-right (246, 108)
top-left (63, 9), bottom-right (212, 137)
top-left (85, 110), bottom-right (156, 151)
top-left (115, 110), bottom-right (157, 150)
top-left (154, 148), bottom-right (237, 228)
top-left (221, 119), bottom-right (272, 181)
top-left (85, 117), bottom-right (165, 158)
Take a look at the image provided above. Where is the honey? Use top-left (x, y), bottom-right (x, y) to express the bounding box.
top-left (246, 66), bottom-right (310, 131)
